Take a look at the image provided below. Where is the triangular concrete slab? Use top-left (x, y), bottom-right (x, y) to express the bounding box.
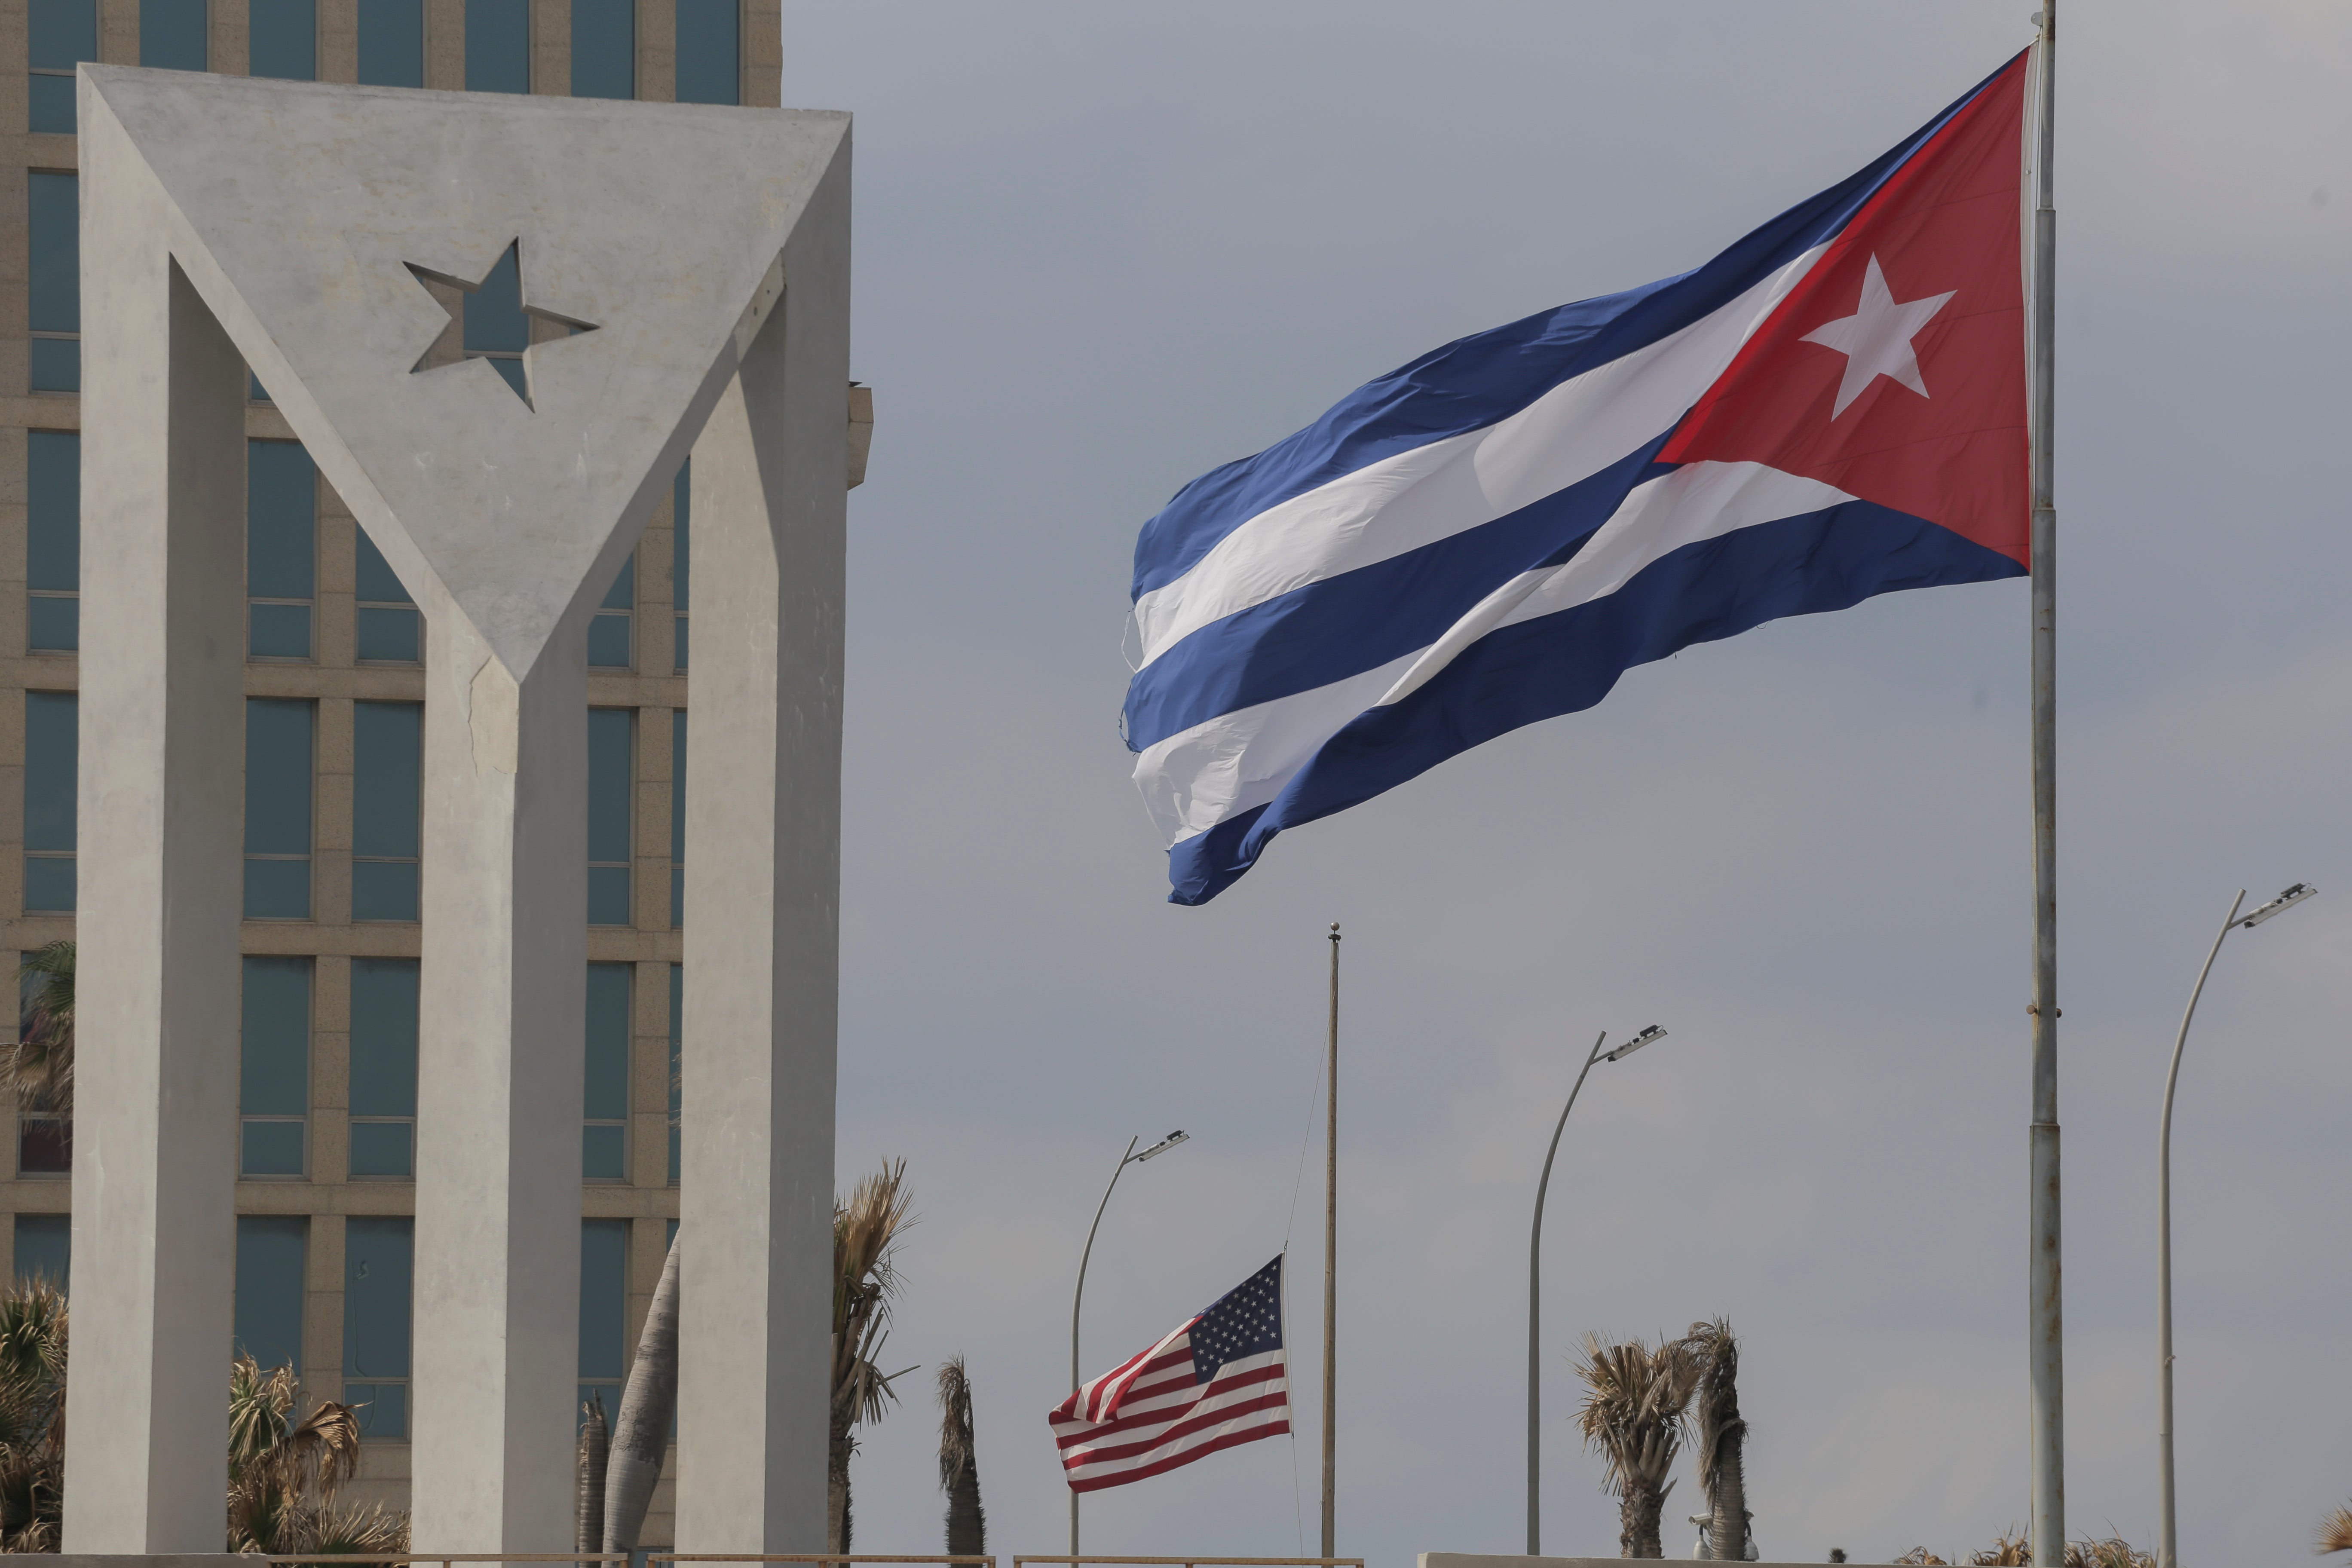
top-left (81, 65), bottom-right (848, 677)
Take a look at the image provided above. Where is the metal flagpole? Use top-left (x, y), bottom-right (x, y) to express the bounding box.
top-left (1071, 1135), bottom-right (1138, 1557)
top-left (2027, 6), bottom-right (2063, 1565)
top-left (1321, 922), bottom-right (1339, 1559)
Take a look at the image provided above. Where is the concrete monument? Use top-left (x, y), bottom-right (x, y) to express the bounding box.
top-left (69, 64), bottom-right (848, 1554)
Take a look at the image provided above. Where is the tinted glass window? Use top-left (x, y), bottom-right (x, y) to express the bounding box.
top-left (352, 701), bottom-right (422, 920)
top-left (244, 698), bottom-right (314, 919)
top-left (343, 1216), bottom-right (413, 1438)
top-left (673, 0), bottom-right (735, 104)
top-left (355, 0), bottom-right (423, 86)
top-left (27, 431), bottom-right (78, 653)
top-left (139, 0), bottom-right (208, 69)
top-left (587, 709), bottom-right (632, 924)
top-left (233, 1216), bottom-right (307, 1370)
top-left (248, 0), bottom-right (316, 80)
top-left (571, 0), bottom-right (631, 98)
top-left (23, 692), bottom-right (76, 914)
top-left (464, 0), bottom-right (529, 92)
top-left (12, 1214), bottom-right (69, 1289)
top-left (28, 172), bottom-right (79, 392)
top-left (28, 0), bottom-right (97, 132)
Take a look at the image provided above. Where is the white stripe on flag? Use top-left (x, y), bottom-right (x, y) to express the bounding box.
top-left (1130, 244), bottom-right (1831, 668)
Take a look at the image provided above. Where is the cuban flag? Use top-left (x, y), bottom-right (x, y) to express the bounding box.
top-left (1126, 52), bottom-right (2032, 905)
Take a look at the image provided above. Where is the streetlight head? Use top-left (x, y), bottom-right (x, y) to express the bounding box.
top-left (1134, 1130), bottom-right (1188, 1161)
top-left (1605, 1025), bottom-right (1667, 1062)
top-left (2239, 882), bottom-right (2317, 928)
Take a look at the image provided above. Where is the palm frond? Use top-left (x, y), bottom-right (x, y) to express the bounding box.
top-left (5, 943), bottom-right (75, 1115)
top-left (937, 1356), bottom-right (976, 1493)
top-left (1570, 1330), bottom-right (1701, 1497)
top-left (1968, 1531), bottom-right (2031, 1565)
top-left (0, 1280), bottom-right (67, 1397)
top-left (2319, 1505), bottom-right (2352, 1557)
top-left (832, 1160), bottom-right (916, 1429)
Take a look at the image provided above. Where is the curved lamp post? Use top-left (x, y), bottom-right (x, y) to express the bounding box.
top-left (1069, 1128), bottom-right (1188, 1553)
top-left (2157, 881), bottom-right (2314, 1568)
top-left (1528, 1023), bottom-right (1666, 1554)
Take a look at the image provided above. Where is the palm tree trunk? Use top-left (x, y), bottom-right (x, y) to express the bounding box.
top-left (603, 1231), bottom-right (680, 1552)
top-left (1708, 1430), bottom-right (1748, 1562)
top-left (577, 1391), bottom-right (609, 1555)
top-left (937, 1357), bottom-right (984, 1556)
top-left (944, 1461), bottom-right (984, 1556)
top-left (1622, 1476), bottom-right (1665, 1558)
top-left (826, 1409), bottom-right (854, 1553)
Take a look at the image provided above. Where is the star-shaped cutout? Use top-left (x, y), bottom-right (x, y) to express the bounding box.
top-left (406, 239), bottom-right (598, 410)
top-left (1799, 254), bottom-right (1956, 419)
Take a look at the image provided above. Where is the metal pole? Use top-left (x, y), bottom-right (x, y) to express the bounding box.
top-left (2157, 891), bottom-right (2243, 1568)
top-left (1321, 922), bottom-right (1339, 1559)
top-left (1070, 1135), bottom-right (1138, 1556)
top-left (1528, 1032), bottom-right (1609, 1555)
top-left (2026, 9), bottom-right (2063, 1565)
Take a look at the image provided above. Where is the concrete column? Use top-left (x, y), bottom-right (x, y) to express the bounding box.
top-left (65, 208), bottom-right (248, 1547)
top-left (410, 615), bottom-right (589, 1552)
top-left (674, 144), bottom-right (849, 1553)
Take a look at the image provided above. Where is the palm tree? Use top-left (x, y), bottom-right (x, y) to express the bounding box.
top-left (1572, 1330), bottom-right (1702, 1558)
top-left (1684, 1318), bottom-right (1751, 1561)
top-left (936, 1355), bottom-right (985, 1556)
top-left (225, 1353), bottom-right (400, 1553)
top-left (3, 942), bottom-right (74, 1115)
top-left (0, 1280), bottom-right (67, 1549)
top-left (830, 1159), bottom-right (915, 1553)
top-left (2321, 1505), bottom-right (2352, 1556)
top-left (576, 1391), bottom-right (609, 1553)
top-left (603, 1229), bottom-right (680, 1553)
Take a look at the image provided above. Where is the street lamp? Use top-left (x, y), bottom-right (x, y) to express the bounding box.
top-left (2156, 882), bottom-right (2314, 1568)
top-left (1528, 1025), bottom-right (1667, 1554)
top-left (1069, 1129), bottom-right (1188, 1553)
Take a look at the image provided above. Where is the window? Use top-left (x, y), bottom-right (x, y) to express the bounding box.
top-left (248, 0), bottom-right (316, 79)
top-left (673, 0), bottom-right (735, 104)
top-left (355, 0), bottom-right (422, 86)
top-left (464, 0), bottom-right (529, 92)
top-left (355, 527), bottom-right (420, 662)
top-left (27, 432), bottom-right (78, 652)
top-left (667, 962), bottom-right (680, 1183)
top-left (28, 0), bottom-right (95, 132)
top-left (234, 1215), bottom-right (306, 1371)
top-left (248, 441), bottom-right (317, 659)
top-left (353, 701), bottom-right (422, 921)
top-left (12, 1214), bottom-right (68, 1288)
top-left (571, 0), bottom-right (631, 98)
top-left (584, 963), bottom-right (628, 1180)
top-left (28, 172), bottom-right (79, 393)
top-left (589, 552), bottom-right (633, 668)
top-left (245, 698), bottom-right (315, 919)
top-left (587, 709), bottom-right (632, 925)
top-left (24, 692), bottom-right (76, 915)
top-left (463, 243), bottom-right (529, 398)
top-left (579, 1218), bottom-right (628, 1424)
top-left (671, 460), bottom-right (689, 668)
top-left (668, 708), bottom-right (684, 925)
top-left (139, 0), bottom-right (208, 70)
top-left (240, 956), bottom-right (311, 1177)
top-left (344, 1216), bottom-right (412, 1438)
top-left (349, 958), bottom-right (418, 1179)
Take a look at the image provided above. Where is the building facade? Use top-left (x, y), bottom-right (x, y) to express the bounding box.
top-left (0, 0), bottom-right (785, 1531)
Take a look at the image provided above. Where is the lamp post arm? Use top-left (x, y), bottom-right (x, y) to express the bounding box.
top-left (1528, 1031), bottom-right (1608, 1556)
top-left (1070, 1134), bottom-right (1137, 1555)
top-left (2156, 890), bottom-right (2242, 1568)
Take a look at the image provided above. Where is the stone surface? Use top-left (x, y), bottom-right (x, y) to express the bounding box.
top-left (73, 63), bottom-right (851, 1555)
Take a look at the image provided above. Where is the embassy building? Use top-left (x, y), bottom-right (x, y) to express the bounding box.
top-left (0, 0), bottom-right (787, 1531)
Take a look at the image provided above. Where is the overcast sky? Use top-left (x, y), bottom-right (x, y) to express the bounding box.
top-left (775, 3), bottom-right (2348, 1562)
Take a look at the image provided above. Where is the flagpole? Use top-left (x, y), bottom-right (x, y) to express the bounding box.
top-left (1321, 922), bottom-right (1339, 1559)
top-left (2027, 6), bottom-right (2064, 1566)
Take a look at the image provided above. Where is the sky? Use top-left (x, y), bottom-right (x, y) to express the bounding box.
top-left (774, 3), bottom-right (2349, 1563)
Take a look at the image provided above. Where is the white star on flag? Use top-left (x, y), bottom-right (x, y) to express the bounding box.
top-left (1800, 254), bottom-right (1956, 418)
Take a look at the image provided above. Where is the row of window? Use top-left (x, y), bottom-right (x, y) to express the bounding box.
top-left (12, 1210), bottom-right (663, 1440)
top-left (28, 0), bottom-right (742, 132)
top-left (23, 691), bottom-right (682, 925)
top-left (26, 433), bottom-right (689, 670)
top-left (17, 958), bottom-right (682, 1185)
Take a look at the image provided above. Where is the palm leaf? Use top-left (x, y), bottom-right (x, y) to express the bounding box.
top-left (5, 943), bottom-right (74, 1115)
top-left (2320, 1506), bottom-right (2352, 1557)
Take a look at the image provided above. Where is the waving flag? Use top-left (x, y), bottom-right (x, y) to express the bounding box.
top-left (1126, 54), bottom-right (2031, 904)
top-left (1049, 1256), bottom-right (1289, 1491)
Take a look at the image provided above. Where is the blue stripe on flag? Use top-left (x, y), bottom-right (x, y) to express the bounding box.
top-left (1164, 501), bottom-right (2024, 904)
top-left (1129, 57), bottom-right (2019, 603)
top-left (1124, 436), bottom-right (1676, 754)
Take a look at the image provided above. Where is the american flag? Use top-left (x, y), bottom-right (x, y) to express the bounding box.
top-left (1049, 1256), bottom-right (1290, 1492)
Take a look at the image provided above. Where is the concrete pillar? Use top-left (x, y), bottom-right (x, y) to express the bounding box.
top-left (409, 615), bottom-right (589, 1552)
top-left (65, 198), bottom-right (248, 1546)
top-left (674, 144), bottom-right (850, 1552)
